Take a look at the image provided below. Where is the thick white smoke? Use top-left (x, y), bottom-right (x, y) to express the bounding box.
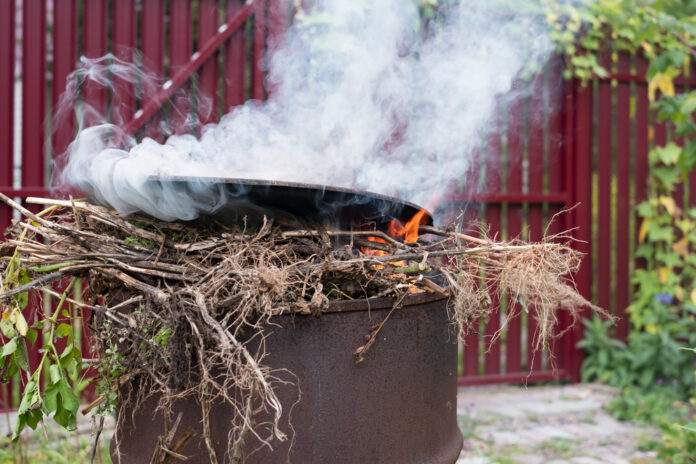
top-left (55, 0), bottom-right (553, 222)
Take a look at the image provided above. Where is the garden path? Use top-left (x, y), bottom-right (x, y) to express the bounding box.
top-left (456, 384), bottom-right (659, 464)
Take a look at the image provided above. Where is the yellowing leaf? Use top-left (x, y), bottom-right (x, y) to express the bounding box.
top-left (646, 323), bottom-right (660, 334)
top-left (1, 310), bottom-right (8, 321)
top-left (659, 267), bottom-right (672, 284)
top-left (681, 93), bottom-right (696, 114)
top-left (678, 219), bottom-right (694, 234)
top-left (8, 309), bottom-right (18, 325)
top-left (641, 41), bottom-right (653, 55)
top-left (649, 73), bottom-right (676, 102)
top-left (673, 238), bottom-right (690, 257)
top-left (546, 12), bottom-right (558, 23)
top-left (639, 218), bottom-right (650, 244)
top-left (691, 289), bottom-right (696, 306)
top-left (14, 313), bottom-right (28, 337)
top-left (660, 196), bottom-right (678, 216)
top-left (567, 17), bottom-right (581, 33)
top-left (676, 286), bottom-right (685, 302)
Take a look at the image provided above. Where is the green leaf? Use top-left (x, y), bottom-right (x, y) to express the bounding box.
top-left (43, 379), bottom-right (79, 430)
top-left (0, 319), bottom-right (17, 339)
top-left (1, 338), bottom-right (18, 357)
top-left (56, 323), bottom-right (72, 339)
top-left (653, 166), bottom-right (681, 188)
top-left (49, 364), bottom-right (62, 384)
top-left (13, 381), bottom-right (41, 440)
top-left (680, 93), bottom-right (696, 114)
top-left (647, 222), bottom-right (674, 242)
top-left (654, 143), bottom-right (682, 165)
top-left (59, 344), bottom-right (81, 368)
top-left (636, 201), bottom-right (654, 217)
top-left (682, 422), bottom-right (696, 433)
top-left (13, 347), bottom-right (28, 372)
top-left (26, 329), bottom-right (38, 346)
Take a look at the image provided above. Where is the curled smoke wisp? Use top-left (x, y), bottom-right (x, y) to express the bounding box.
top-left (54, 0), bottom-right (553, 222)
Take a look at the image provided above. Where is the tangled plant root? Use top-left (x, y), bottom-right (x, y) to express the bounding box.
top-left (0, 195), bottom-right (606, 462)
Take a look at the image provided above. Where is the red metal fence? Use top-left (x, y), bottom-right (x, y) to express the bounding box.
top-left (456, 50), bottom-right (696, 386)
top-left (0, 2), bottom-right (684, 397)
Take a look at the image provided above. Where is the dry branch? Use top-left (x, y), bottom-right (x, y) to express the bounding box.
top-left (0, 196), bottom-right (604, 460)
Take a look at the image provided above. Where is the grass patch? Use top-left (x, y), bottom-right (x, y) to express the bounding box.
top-left (537, 438), bottom-right (582, 458)
top-left (0, 433), bottom-right (112, 464)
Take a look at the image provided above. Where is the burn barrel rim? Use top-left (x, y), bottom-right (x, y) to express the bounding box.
top-left (148, 176), bottom-right (434, 228)
top-left (323, 290), bottom-right (449, 314)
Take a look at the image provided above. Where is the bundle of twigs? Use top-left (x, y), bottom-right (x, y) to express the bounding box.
top-left (0, 193), bottom-right (602, 462)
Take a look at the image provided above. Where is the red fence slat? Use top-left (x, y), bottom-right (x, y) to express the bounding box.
top-left (225, 0), bottom-right (247, 108)
top-left (198, 0), bottom-right (220, 127)
top-left (52, 0), bottom-right (78, 177)
top-left (462, 147), bottom-right (482, 378)
top-left (484, 108), bottom-right (503, 376)
top-left (506, 80), bottom-right (524, 373)
top-left (527, 73), bottom-right (545, 371)
top-left (267, 0), bottom-right (288, 97)
top-left (170, 0), bottom-right (193, 134)
top-left (634, 57), bottom-right (649, 272)
top-left (0, 0), bottom-right (14, 234)
top-left (252, 0), bottom-right (266, 100)
top-left (571, 78), bottom-right (594, 382)
top-left (112, 0), bottom-right (137, 126)
top-left (546, 55), bottom-right (567, 371)
top-left (0, 0), bottom-right (16, 410)
top-left (22, 0), bottom-right (47, 189)
top-left (596, 51), bottom-right (612, 315)
top-left (141, 0), bottom-right (166, 140)
top-left (82, 0), bottom-right (108, 125)
top-left (615, 54), bottom-right (631, 340)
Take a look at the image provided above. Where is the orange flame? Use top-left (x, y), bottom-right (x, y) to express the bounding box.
top-left (361, 237), bottom-right (388, 269)
top-left (388, 209), bottom-right (428, 244)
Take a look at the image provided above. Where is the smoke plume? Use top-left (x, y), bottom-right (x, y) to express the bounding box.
top-left (55, 0), bottom-right (553, 222)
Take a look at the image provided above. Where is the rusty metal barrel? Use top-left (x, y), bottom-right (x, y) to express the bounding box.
top-left (111, 292), bottom-right (462, 463)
